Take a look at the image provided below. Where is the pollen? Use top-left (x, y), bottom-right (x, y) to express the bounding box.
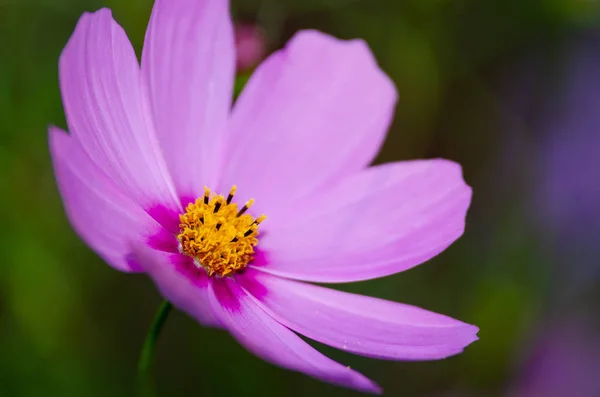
top-left (177, 186), bottom-right (266, 278)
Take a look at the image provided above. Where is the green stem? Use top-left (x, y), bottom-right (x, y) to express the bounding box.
top-left (138, 300), bottom-right (173, 375)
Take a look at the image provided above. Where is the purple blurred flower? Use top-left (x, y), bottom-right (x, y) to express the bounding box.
top-left (534, 34), bottom-right (600, 230)
top-left (508, 315), bottom-right (600, 397)
top-left (530, 31), bottom-right (600, 290)
top-left (235, 23), bottom-right (266, 71)
top-left (49, 0), bottom-right (478, 392)
top-left (517, 31), bottom-right (600, 396)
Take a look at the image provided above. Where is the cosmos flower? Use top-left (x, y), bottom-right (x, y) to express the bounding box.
top-left (49, 0), bottom-right (478, 392)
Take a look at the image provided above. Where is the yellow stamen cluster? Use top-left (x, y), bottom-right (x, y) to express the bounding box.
top-left (177, 186), bottom-right (266, 277)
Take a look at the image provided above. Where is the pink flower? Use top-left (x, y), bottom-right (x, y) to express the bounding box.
top-left (49, 0), bottom-right (478, 393)
top-left (234, 23), bottom-right (266, 71)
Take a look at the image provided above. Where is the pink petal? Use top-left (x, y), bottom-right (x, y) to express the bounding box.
top-left (133, 243), bottom-right (221, 328)
top-left (253, 159), bottom-right (472, 282)
top-left (59, 9), bottom-right (180, 213)
top-left (142, 0), bottom-right (235, 198)
top-left (239, 270), bottom-right (479, 360)
top-left (208, 278), bottom-right (381, 394)
top-left (218, 30), bottom-right (397, 214)
top-left (49, 126), bottom-right (159, 272)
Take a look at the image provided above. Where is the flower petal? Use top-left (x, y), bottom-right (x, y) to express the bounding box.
top-left (133, 243), bottom-right (221, 328)
top-left (142, 0), bottom-right (235, 198)
top-left (219, 30), bottom-right (397, 213)
top-left (239, 270), bottom-right (479, 360)
top-left (49, 126), bottom-right (158, 272)
top-left (59, 9), bottom-right (180, 213)
top-left (254, 159), bottom-right (472, 282)
top-left (208, 278), bottom-right (380, 393)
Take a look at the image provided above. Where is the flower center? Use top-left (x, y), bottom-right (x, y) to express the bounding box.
top-left (177, 186), bottom-right (266, 277)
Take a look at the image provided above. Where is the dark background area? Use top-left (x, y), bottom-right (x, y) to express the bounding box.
top-left (1, 0), bottom-right (600, 396)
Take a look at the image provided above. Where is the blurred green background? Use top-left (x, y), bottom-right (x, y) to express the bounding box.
top-left (2, 0), bottom-right (600, 396)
